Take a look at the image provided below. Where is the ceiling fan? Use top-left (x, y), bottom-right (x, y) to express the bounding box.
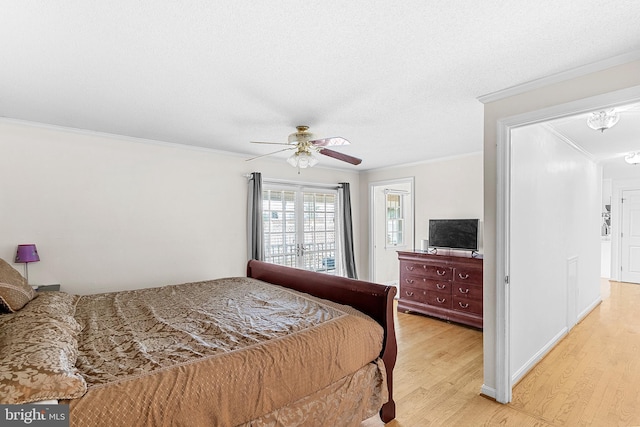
top-left (248, 126), bottom-right (362, 170)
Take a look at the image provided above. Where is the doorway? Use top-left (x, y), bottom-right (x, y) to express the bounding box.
top-left (262, 185), bottom-right (339, 273)
top-left (369, 178), bottom-right (414, 288)
top-left (495, 86), bottom-right (640, 404)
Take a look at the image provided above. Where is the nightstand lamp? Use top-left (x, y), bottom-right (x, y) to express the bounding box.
top-left (15, 244), bottom-right (40, 285)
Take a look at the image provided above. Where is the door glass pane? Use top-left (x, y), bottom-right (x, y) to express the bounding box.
top-left (302, 192), bottom-right (336, 274)
top-left (263, 190), bottom-right (297, 267)
top-left (386, 193), bottom-right (404, 247)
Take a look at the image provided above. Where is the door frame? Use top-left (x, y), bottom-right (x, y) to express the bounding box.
top-left (612, 180), bottom-right (640, 282)
top-left (495, 85), bottom-right (640, 403)
top-left (368, 177), bottom-right (415, 283)
top-left (261, 181), bottom-right (340, 272)
top-left (619, 188), bottom-right (640, 283)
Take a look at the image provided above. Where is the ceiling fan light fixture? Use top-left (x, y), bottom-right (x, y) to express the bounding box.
top-left (288, 126), bottom-right (314, 145)
top-left (587, 110), bottom-right (620, 132)
top-left (287, 151), bottom-right (318, 169)
top-left (624, 152), bottom-right (640, 165)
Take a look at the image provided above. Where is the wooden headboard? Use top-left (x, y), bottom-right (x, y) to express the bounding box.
top-left (246, 260), bottom-right (397, 422)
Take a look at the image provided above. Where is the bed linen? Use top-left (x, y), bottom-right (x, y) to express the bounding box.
top-left (0, 292), bottom-right (86, 404)
top-left (62, 277), bottom-right (386, 426)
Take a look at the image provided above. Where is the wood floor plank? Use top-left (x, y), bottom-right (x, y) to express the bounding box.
top-left (387, 280), bottom-right (640, 426)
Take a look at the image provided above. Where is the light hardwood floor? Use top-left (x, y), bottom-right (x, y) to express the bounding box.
top-left (385, 280), bottom-right (640, 426)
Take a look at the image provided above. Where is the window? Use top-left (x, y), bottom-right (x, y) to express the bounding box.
top-left (385, 192), bottom-right (404, 247)
top-left (263, 187), bottom-right (337, 274)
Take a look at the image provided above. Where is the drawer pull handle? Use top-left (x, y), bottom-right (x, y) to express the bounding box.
top-left (436, 297), bottom-right (446, 304)
top-left (405, 278), bottom-right (414, 284)
top-left (436, 283), bottom-right (446, 290)
top-left (458, 287), bottom-right (469, 294)
top-left (458, 273), bottom-right (469, 279)
top-left (405, 265), bottom-right (415, 271)
top-left (406, 291), bottom-right (414, 297)
top-left (436, 269), bottom-right (446, 276)
top-left (458, 302), bottom-right (469, 309)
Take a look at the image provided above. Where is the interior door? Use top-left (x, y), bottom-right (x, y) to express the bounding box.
top-left (371, 180), bottom-right (413, 287)
top-left (621, 189), bottom-right (640, 284)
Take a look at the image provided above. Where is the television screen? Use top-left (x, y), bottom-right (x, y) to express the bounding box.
top-left (428, 219), bottom-right (479, 251)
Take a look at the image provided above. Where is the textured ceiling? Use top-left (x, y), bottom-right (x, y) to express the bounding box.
top-left (1, 1), bottom-right (640, 170)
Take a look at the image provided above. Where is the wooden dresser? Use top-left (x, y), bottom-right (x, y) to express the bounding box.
top-left (397, 251), bottom-right (483, 329)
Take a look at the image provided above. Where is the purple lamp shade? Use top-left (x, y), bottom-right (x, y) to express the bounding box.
top-left (15, 244), bottom-right (40, 264)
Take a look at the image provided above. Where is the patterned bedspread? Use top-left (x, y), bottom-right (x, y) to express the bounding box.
top-left (66, 277), bottom-right (386, 426)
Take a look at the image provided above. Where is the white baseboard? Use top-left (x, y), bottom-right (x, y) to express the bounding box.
top-left (493, 294), bottom-right (603, 403)
top-left (511, 294), bottom-right (602, 385)
top-left (578, 296), bottom-right (602, 322)
top-left (511, 327), bottom-right (568, 385)
top-left (480, 384), bottom-right (496, 399)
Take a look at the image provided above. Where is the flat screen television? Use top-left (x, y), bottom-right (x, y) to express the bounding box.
top-left (428, 219), bottom-right (479, 251)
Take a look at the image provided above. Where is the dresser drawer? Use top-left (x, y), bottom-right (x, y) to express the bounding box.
top-left (424, 279), bottom-right (451, 293)
top-left (400, 273), bottom-right (427, 288)
top-left (401, 261), bottom-right (453, 281)
top-left (401, 261), bottom-right (424, 274)
top-left (452, 295), bottom-right (483, 315)
top-left (426, 290), bottom-right (452, 309)
top-left (453, 283), bottom-right (482, 300)
top-left (400, 285), bottom-right (429, 304)
top-left (423, 264), bottom-right (453, 281)
top-left (453, 267), bottom-right (482, 285)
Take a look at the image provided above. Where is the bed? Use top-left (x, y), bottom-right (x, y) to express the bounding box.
top-left (0, 259), bottom-right (397, 426)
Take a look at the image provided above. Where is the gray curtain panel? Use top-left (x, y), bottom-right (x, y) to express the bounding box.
top-left (247, 172), bottom-right (264, 261)
top-left (338, 182), bottom-right (357, 279)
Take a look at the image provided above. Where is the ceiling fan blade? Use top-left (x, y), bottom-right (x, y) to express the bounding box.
top-left (319, 148), bottom-right (362, 165)
top-left (310, 137), bottom-right (350, 147)
top-left (250, 141), bottom-right (292, 146)
top-left (246, 147), bottom-right (295, 161)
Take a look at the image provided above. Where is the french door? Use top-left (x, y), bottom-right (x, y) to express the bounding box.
top-left (262, 186), bottom-right (338, 274)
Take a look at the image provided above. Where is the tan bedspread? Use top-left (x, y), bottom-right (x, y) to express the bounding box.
top-left (67, 277), bottom-right (386, 426)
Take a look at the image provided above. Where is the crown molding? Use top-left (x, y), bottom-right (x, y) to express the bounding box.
top-left (541, 123), bottom-right (597, 163)
top-left (0, 116), bottom-right (362, 173)
top-left (477, 50), bottom-right (640, 104)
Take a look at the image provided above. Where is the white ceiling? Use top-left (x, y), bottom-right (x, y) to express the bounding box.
top-left (547, 104), bottom-right (640, 178)
top-left (1, 1), bottom-right (640, 171)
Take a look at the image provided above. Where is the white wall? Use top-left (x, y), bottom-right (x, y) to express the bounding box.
top-left (0, 120), bottom-right (360, 294)
top-left (359, 153), bottom-right (484, 280)
top-left (509, 124), bottom-right (601, 382)
top-left (483, 59), bottom-right (640, 395)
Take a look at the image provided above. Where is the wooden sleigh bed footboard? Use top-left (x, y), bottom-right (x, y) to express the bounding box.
top-left (246, 260), bottom-right (397, 423)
